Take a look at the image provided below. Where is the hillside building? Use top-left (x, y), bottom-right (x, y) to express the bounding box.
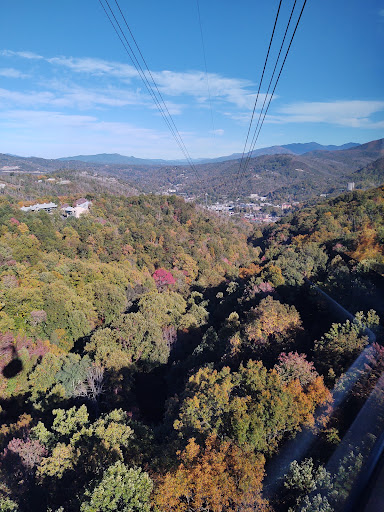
top-left (20, 202), bottom-right (57, 213)
top-left (61, 198), bottom-right (91, 218)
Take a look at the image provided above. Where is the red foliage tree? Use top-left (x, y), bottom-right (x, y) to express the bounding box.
top-left (5, 437), bottom-right (47, 470)
top-left (153, 268), bottom-right (176, 291)
top-left (274, 352), bottom-right (318, 388)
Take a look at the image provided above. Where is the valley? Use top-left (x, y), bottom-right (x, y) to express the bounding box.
top-left (1, 138), bottom-right (383, 206)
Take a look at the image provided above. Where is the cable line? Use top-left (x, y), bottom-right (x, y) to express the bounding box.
top-left (99, 0), bottom-right (186, 163)
top-left (235, 0), bottom-right (308, 196)
top-left (240, 0), bottom-right (298, 184)
top-left (98, 0), bottom-right (203, 184)
top-left (112, 0), bottom-right (196, 168)
top-left (113, 0), bottom-right (216, 199)
top-left (234, 0), bottom-right (283, 189)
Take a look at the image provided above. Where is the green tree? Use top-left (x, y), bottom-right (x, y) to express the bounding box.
top-left (32, 407), bottom-right (134, 481)
top-left (314, 311), bottom-right (379, 375)
top-left (88, 280), bottom-right (127, 325)
top-left (284, 458), bottom-right (333, 511)
top-left (42, 282), bottom-right (94, 349)
top-left (80, 462), bottom-right (152, 512)
top-left (55, 354), bottom-right (92, 397)
top-left (0, 498), bottom-right (19, 512)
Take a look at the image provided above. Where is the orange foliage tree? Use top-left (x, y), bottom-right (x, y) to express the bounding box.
top-left (173, 361), bottom-right (331, 454)
top-left (152, 435), bottom-right (269, 512)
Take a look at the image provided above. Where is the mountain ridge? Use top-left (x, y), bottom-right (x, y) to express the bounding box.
top-left (57, 141), bottom-right (361, 166)
top-left (1, 138), bottom-right (383, 202)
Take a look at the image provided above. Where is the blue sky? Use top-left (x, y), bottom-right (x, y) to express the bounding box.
top-left (0, 0), bottom-right (383, 159)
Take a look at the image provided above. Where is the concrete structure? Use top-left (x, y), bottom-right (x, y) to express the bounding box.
top-left (20, 202), bottom-right (57, 213)
top-left (61, 198), bottom-right (91, 218)
top-left (61, 204), bottom-right (75, 217)
top-left (347, 182), bottom-right (355, 191)
top-left (249, 194), bottom-right (267, 201)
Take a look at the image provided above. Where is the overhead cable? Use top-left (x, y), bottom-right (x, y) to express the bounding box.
top-left (234, 0), bottom-right (283, 189)
top-left (98, 0), bottom-right (203, 184)
top-left (240, 0), bottom-right (298, 182)
top-left (235, 0), bottom-right (308, 195)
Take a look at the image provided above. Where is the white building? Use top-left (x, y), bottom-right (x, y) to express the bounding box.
top-left (20, 202), bottom-right (57, 213)
top-left (61, 198), bottom-right (91, 218)
top-left (249, 193), bottom-right (267, 201)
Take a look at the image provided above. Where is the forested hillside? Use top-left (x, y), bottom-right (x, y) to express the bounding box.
top-left (0, 187), bottom-right (383, 511)
top-left (0, 170), bottom-right (139, 202)
top-left (2, 138), bottom-right (383, 203)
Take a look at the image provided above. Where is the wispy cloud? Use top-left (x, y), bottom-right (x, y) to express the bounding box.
top-left (0, 84), bottom-right (148, 110)
top-left (1, 49), bottom-right (263, 111)
top-left (0, 89), bottom-right (60, 107)
top-left (1, 110), bottom-right (97, 128)
top-left (1, 49), bottom-right (382, 159)
top-left (0, 50), bottom-right (43, 60)
top-left (0, 83), bottom-right (188, 117)
top-left (150, 69), bottom-right (260, 109)
top-left (0, 68), bottom-right (28, 79)
top-left (48, 55), bottom-right (260, 109)
top-left (270, 100), bottom-right (384, 128)
top-left (47, 56), bottom-right (139, 80)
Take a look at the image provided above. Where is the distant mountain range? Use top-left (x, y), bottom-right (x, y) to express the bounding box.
top-left (57, 142), bottom-right (360, 166)
top-left (58, 153), bottom-right (174, 166)
top-left (161, 138), bottom-right (383, 201)
top-left (1, 139), bottom-right (383, 203)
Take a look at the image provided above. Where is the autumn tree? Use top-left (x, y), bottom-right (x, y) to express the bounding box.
top-left (1, 437), bottom-right (47, 504)
top-left (245, 296), bottom-right (302, 356)
top-left (274, 352), bottom-right (318, 388)
top-left (153, 435), bottom-right (268, 512)
top-left (153, 268), bottom-right (176, 291)
top-left (174, 361), bottom-right (331, 454)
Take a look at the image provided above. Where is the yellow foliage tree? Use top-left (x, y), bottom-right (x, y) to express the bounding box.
top-left (153, 436), bottom-right (269, 512)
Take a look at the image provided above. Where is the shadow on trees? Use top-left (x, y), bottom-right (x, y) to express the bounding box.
top-left (133, 366), bottom-right (168, 424)
top-left (2, 357), bottom-right (23, 379)
top-left (2, 345), bottom-right (23, 379)
top-left (132, 326), bottom-right (205, 424)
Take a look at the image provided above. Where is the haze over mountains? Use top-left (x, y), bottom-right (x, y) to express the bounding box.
top-left (1, 138), bottom-right (383, 202)
top-left (57, 141), bottom-right (360, 166)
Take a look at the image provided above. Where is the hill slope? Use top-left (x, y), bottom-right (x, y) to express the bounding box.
top-left (135, 138), bottom-right (383, 200)
top-left (57, 142), bottom-right (361, 166)
top-left (347, 156), bottom-right (384, 188)
top-left (1, 139), bottom-right (383, 202)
